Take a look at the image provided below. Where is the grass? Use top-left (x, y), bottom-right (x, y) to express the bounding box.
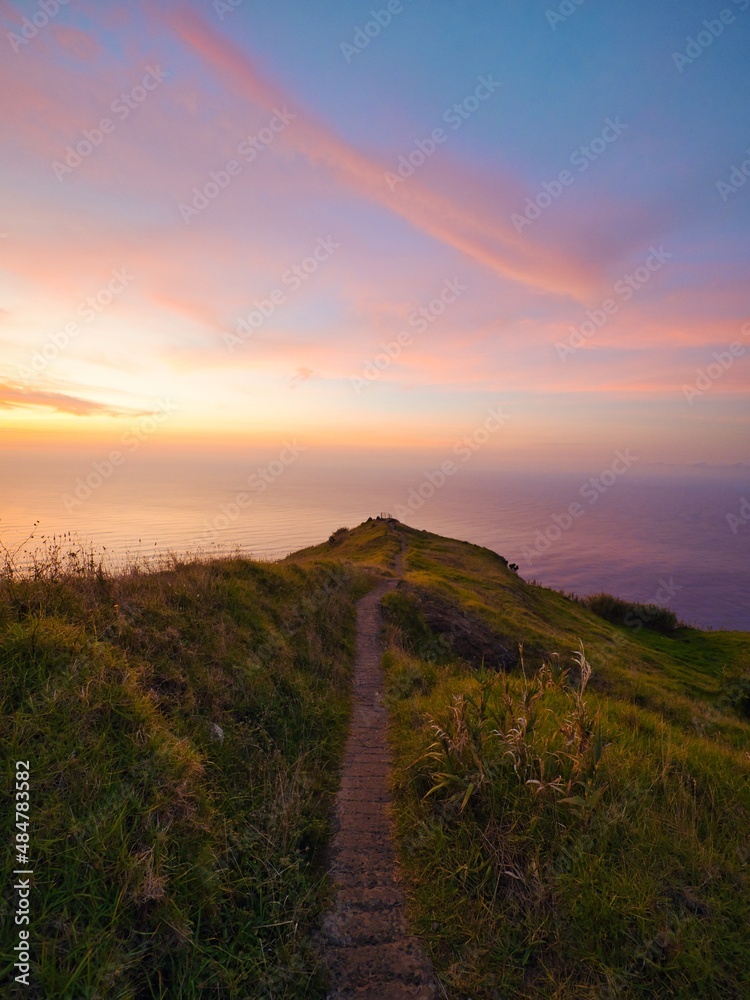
top-left (580, 592), bottom-right (680, 635)
top-left (286, 517), bottom-right (402, 571)
top-left (0, 537), bottom-right (374, 998)
top-left (2, 518), bottom-right (749, 998)
top-left (382, 523), bottom-right (750, 998)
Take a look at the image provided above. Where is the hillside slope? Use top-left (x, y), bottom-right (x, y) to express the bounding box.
top-left (1, 549), bottom-right (371, 997)
top-left (373, 521), bottom-right (750, 998)
top-left (2, 518), bottom-right (748, 998)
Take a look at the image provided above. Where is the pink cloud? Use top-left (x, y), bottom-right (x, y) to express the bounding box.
top-left (49, 25), bottom-right (102, 63)
top-left (161, 5), bottom-right (596, 300)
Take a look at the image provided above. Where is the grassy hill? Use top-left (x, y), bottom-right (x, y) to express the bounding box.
top-left (1, 519), bottom-right (748, 998)
top-left (0, 545), bottom-right (371, 997)
top-left (379, 522), bottom-right (750, 998)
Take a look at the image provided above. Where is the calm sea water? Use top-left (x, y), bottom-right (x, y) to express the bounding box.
top-left (1, 451), bottom-right (748, 631)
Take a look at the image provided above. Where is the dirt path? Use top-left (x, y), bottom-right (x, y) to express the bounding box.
top-left (321, 538), bottom-right (437, 998)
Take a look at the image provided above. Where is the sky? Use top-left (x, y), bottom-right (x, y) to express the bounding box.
top-left (1, 0), bottom-right (749, 468)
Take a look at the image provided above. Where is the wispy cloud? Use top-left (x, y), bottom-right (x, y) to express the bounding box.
top-left (162, 5), bottom-right (594, 300)
top-left (0, 380), bottom-right (152, 417)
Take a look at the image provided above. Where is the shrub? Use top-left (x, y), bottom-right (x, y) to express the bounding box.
top-left (720, 665), bottom-right (750, 719)
top-left (584, 592), bottom-right (679, 635)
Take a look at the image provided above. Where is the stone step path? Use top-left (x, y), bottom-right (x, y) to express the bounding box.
top-left (321, 563), bottom-right (437, 998)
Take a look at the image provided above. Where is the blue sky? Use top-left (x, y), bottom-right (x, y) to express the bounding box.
top-left (0, 0), bottom-right (748, 465)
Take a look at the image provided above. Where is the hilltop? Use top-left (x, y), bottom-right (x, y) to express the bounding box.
top-left (1, 518), bottom-right (749, 998)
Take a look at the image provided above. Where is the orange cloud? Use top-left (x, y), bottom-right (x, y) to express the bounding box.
top-left (0, 380), bottom-right (149, 417)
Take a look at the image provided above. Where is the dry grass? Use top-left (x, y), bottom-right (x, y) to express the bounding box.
top-left (4, 519), bottom-right (748, 998)
top-left (384, 526), bottom-right (750, 998)
top-left (0, 536), bottom-right (372, 998)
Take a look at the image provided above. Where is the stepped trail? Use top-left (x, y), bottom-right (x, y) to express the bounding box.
top-left (321, 532), bottom-right (438, 998)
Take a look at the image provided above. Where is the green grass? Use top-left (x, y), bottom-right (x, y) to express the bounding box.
top-left (286, 517), bottom-right (402, 571)
top-left (582, 592), bottom-right (680, 635)
top-left (2, 518), bottom-right (748, 998)
top-left (382, 523), bottom-right (750, 998)
top-left (0, 544), bottom-right (373, 998)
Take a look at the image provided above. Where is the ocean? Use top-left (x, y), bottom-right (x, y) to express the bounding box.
top-left (1, 450), bottom-right (748, 631)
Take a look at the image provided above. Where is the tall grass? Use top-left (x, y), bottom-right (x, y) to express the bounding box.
top-left (0, 542), bottom-right (370, 998)
top-left (415, 644), bottom-right (606, 818)
top-left (582, 592), bottom-right (680, 635)
top-left (388, 642), bottom-right (750, 997)
top-left (3, 519), bottom-right (748, 998)
top-left (383, 527), bottom-right (750, 999)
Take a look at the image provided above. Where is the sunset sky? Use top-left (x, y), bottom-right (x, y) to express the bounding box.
top-left (1, 0), bottom-right (749, 466)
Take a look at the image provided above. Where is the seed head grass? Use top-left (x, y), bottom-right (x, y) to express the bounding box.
top-left (384, 525), bottom-right (750, 998)
top-left (2, 519), bottom-right (748, 998)
top-left (1, 536), bottom-right (372, 998)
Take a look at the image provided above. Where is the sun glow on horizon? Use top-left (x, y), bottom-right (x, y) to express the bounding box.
top-left (0, 1), bottom-right (748, 466)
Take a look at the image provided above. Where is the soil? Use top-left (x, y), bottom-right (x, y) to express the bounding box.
top-left (391, 582), bottom-right (519, 671)
top-left (320, 541), bottom-right (437, 998)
